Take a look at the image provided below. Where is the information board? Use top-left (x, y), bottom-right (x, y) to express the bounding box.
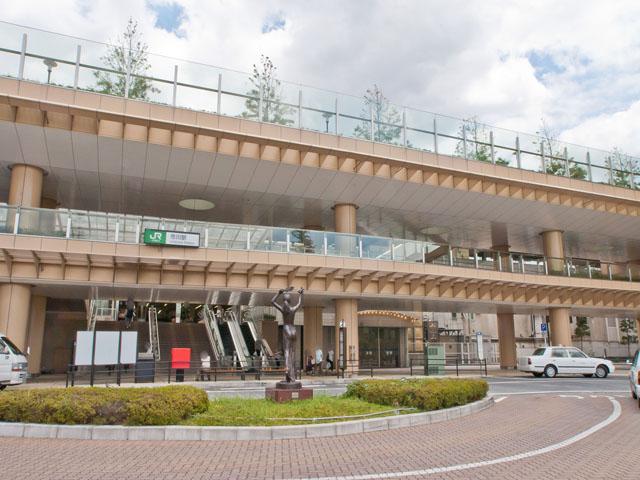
top-left (74, 331), bottom-right (138, 366)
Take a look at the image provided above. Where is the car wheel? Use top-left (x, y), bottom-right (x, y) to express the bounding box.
top-left (544, 365), bottom-right (557, 378)
top-left (583, 374), bottom-right (593, 378)
top-left (532, 372), bottom-right (543, 377)
top-left (595, 365), bottom-right (609, 378)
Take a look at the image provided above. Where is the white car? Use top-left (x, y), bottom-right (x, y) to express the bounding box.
top-left (518, 346), bottom-right (614, 378)
top-left (630, 349), bottom-right (639, 407)
top-left (0, 334), bottom-right (28, 389)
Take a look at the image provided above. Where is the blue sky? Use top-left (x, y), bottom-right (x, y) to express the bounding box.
top-left (2, 0), bottom-right (640, 154)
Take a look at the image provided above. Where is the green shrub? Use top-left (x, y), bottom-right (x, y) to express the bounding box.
top-left (0, 386), bottom-right (208, 426)
top-left (345, 378), bottom-right (488, 411)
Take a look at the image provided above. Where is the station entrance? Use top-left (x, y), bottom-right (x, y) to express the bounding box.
top-left (37, 297), bottom-right (413, 377)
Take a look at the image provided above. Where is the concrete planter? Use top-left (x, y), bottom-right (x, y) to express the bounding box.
top-left (0, 396), bottom-right (494, 441)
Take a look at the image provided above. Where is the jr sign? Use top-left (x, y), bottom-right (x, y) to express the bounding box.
top-left (143, 229), bottom-right (200, 248)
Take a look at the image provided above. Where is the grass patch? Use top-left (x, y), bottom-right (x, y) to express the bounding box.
top-left (181, 396), bottom-right (396, 426)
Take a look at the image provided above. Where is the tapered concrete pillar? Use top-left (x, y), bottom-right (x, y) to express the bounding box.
top-left (541, 230), bottom-right (572, 346)
top-left (303, 306), bottom-right (323, 359)
top-left (333, 204), bottom-right (359, 372)
top-left (8, 164), bottom-right (44, 208)
top-left (497, 313), bottom-right (517, 369)
top-left (0, 284), bottom-right (32, 351)
top-left (334, 203), bottom-right (357, 234)
top-left (541, 230), bottom-right (565, 274)
top-left (549, 307), bottom-right (572, 346)
top-left (334, 298), bottom-right (359, 373)
top-left (26, 296), bottom-right (46, 375)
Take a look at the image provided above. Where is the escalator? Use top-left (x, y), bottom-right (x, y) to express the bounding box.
top-left (203, 305), bottom-right (225, 364)
top-left (217, 321), bottom-right (236, 363)
top-left (240, 322), bottom-right (256, 355)
top-left (225, 310), bottom-right (251, 368)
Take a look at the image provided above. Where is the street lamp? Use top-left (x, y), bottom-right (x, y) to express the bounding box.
top-left (43, 58), bottom-right (57, 84)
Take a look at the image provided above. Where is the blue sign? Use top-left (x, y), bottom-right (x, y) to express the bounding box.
top-left (541, 323), bottom-right (548, 332)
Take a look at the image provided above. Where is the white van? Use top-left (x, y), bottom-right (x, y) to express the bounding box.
top-left (0, 334), bottom-right (28, 389)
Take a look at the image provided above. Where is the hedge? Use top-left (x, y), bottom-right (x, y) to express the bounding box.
top-left (345, 378), bottom-right (488, 411)
top-left (0, 386), bottom-right (208, 426)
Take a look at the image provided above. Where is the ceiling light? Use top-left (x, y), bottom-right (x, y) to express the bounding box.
top-left (179, 198), bottom-right (215, 211)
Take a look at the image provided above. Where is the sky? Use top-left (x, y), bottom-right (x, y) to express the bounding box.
top-left (2, 0), bottom-right (640, 155)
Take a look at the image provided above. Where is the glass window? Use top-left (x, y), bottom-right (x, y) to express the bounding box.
top-left (1, 337), bottom-right (23, 355)
top-left (633, 350), bottom-right (639, 367)
top-left (568, 349), bottom-right (587, 358)
top-left (532, 348), bottom-right (546, 356)
top-left (551, 348), bottom-right (568, 358)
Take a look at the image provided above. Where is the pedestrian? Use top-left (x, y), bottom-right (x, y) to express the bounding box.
top-left (327, 349), bottom-right (334, 371)
top-left (305, 354), bottom-right (314, 375)
top-left (315, 347), bottom-right (323, 375)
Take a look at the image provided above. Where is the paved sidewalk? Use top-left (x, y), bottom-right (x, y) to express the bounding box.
top-left (0, 393), bottom-right (636, 479)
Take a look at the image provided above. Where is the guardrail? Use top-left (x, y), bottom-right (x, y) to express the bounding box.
top-left (0, 21), bottom-right (638, 190)
top-left (3, 204), bottom-right (638, 283)
top-left (410, 356), bottom-right (489, 377)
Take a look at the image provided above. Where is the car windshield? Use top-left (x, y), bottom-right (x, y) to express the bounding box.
top-left (532, 348), bottom-right (546, 356)
top-left (1, 337), bottom-right (23, 356)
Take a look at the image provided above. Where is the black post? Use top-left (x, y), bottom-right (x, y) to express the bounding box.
top-left (116, 330), bottom-right (122, 386)
top-left (484, 358), bottom-right (488, 377)
top-left (89, 328), bottom-right (97, 387)
top-left (455, 357), bottom-right (459, 377)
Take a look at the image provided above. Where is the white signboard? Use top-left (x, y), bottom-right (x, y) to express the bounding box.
top-left (476, 331), bottom-right (484, 360)
top-left (74, 331), bottom-right (138, 366)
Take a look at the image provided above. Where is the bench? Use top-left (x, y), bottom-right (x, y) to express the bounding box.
top-left (255, 366), bottom-right (286, 380)
top-left (199, 367), bottom-right (246, 381)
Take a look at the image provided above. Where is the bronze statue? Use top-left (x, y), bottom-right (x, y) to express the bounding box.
top-left (271, 286), bottom-right (304, 384)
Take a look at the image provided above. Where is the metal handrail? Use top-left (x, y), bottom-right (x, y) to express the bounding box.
top-left (2, 204), bottom-right (636, 283)
top-left (1, 21), bottom-right (639, 189)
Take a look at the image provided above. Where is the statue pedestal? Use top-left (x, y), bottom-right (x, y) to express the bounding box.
top-left (265, 381), bottom-right (313, 403)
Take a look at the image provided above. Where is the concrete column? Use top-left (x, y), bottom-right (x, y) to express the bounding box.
top-left (303, 306), bottom-right (323, 360)
top-left (541, 230), bottom-right (565, 274)
top-left (335, 298), bottom-right (359, 373)
top-left (333, 204), bottom-right (359, 372)
top-left (496, 313), bottom-right (517, 369)
top-left (0, 284), bottom-right (32, 351)
top-left (549, 307), bottom-right (572, 346)
top-left (334, 203), bottom-right (357, 234)
top-left (26, 296), bottom-right (46, 375)
top-left (541, 230), bottom-right (572, 346)
top-left (8, 164), bottom-right (44, 208)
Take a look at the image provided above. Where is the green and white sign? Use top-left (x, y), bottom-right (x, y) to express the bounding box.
top-left (143, 229), bottom-right (200, 248)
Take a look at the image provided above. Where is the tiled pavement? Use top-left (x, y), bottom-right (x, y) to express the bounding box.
top-left (0, 394), bottom-right (637, 479)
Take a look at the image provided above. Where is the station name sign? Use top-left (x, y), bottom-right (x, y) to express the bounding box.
top-left (143, 229), bottom-right (200, 248)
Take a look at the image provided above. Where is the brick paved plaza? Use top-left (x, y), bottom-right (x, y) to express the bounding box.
top-left (0, 393), bottom-right (637, 479)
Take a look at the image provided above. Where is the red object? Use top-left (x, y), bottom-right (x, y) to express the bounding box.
top-left (171, 348), bottom-right (191, 369)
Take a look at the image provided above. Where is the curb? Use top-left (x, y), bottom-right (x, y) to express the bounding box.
top-left (0, 396), bottom-right (493, 441)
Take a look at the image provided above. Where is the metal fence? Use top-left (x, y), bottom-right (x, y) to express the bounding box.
top-left (0, 21), bottom-right (638, 189)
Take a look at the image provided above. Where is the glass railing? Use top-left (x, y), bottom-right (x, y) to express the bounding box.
top-left (0, 21), bottom-right (638, 190)
top-left (1, 204), bottom-right (637, 283)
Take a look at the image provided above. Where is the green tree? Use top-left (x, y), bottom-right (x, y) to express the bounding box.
top-left (619, 318), bottom-right (637, 358)
top-left (606, 148), bottom-right (637, 188)
top-left (354, 85), bottom-right (403, 145)
top-left (574, 317), bottom-right (590, 350)
top-left (534, 120), bottom-right (587, 180)
top-left (290, 230), bottom-right (315, 253)
top-left (242, 55), bottom-right (293, 125)
top-left (455, 117), bottom-right (510, 165)
top-left (94, 18), bottom-right (159, 100)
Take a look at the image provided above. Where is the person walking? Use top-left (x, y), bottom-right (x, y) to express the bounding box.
top-left (327, 349), bottom-right (334, 371)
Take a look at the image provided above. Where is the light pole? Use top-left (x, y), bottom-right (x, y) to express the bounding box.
top-left (43, 58), bottom-right (57, 84)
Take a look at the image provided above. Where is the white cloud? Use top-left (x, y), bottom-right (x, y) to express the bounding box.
top-left (3, 0), bottom-right (640, 155)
